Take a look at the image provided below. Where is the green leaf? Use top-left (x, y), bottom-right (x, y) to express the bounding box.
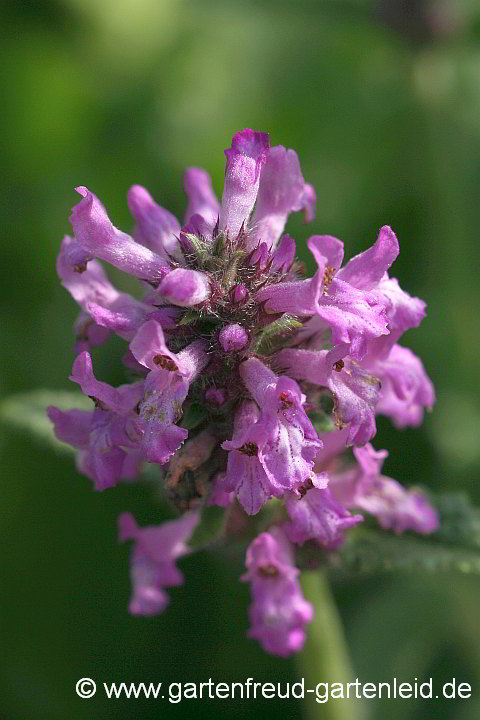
top-left (181, 232), bottom-right (210, 264)
top-left (0, 389), bottom-right (92, 453)
top-left (296, 490), bottom-right (480, 578)
top-left (433, 491), bottom-right (480, 550)
top-left (331, 528), bottom-right (480, 576)
top-left (252, 313), bottom-right (303, 355)
top-left (188, 504), bottom-right (227, 550)
top-left (221, 250), bottom-right (246, 290)
top-left (308, 409), bottom-right (334, 434)
top-left (212, 233), bottom-right (225, 257)
top-left (178, 309), bottom-right (201, 326)
top-left (180, 402), bottom-right (208, 430)
top-left (178, 310), bottom-right (221, 330)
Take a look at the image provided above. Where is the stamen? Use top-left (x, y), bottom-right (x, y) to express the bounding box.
top-left (323, 265), bottom-right (336, 290)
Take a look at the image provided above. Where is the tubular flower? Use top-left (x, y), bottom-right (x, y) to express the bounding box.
top-left (241, 528), bottom-right (314, 656)
top-left (50, 129), bottom-right (437, 656)
top-left (327, 443), bottom-right (439, 534)
top-left (118, 511), bottom-right (199, 615)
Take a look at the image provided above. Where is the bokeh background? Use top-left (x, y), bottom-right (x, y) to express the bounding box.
top-left (1, 0), bottom-right (480, 718)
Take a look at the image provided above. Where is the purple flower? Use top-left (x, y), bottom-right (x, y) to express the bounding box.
top-left (284, 481), bottom-right (363, 548)
top-left (129, 320), bottom-right (209, 464)
top-left (257, 230), bottom-right (395, 359)
top-left (128, 184), bottom-right (182, 261)
top-left (221, 401), bottom-right (284, 515)
top-left (57, 236), bottom-right (115, 305)
top-left (275, 344), bottom-right (381, 445)
top-left (57, 236), bottom-right (180, 343)
top-left (335, 225), bottom-right (399, 289)
top-left (69, 351), bottom-right (142, 413)
top-left (118, 510), bottom-right (199, 615)
top-left (270, 234), bottom-right (296, 274)
top-left (329, 444), bottom-right (438, 534)
top-left (219, 129), bottom-right (269, 239)
top-left (248, 145), bottom-right (315, 250)
top-left (73, 310), bottom-right (110, 354)
top-left (48, 355), bottom-right (144, 490)
top-left (53, 128), bottom-right (437, 656)
top-left (366, 344), bottom-right (435, 428)
top-left (232, 283), bottom-right (248, 303)
top-left (239, 357), bottom-right (322, 488)
top-left (242, 528), bottom-right (313, 656)
top-left (367, 276), bottom-right (427, 355)
top-left (208, 472), bottom-right (235, 508)
top-left (70, 187), bottom-right (170, 282)
top-left (184, 167), bottom-right (220, 235)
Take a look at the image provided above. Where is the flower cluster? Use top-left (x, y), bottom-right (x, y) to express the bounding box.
top-left (49, 129), bottom-right (437, 656)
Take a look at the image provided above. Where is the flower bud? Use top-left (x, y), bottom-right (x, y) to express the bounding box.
top-left (219, 324), bottom-right (249, 352)
top-left (158, 268), bottom-right (210, 307)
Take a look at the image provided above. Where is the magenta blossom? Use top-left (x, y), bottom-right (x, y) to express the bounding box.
top-left (50, 129), bottom-right (437, 656)
top-left (328, 443), bottom-right (438, 535)
top-left (118, 511), bottom-right (199, 615)
top-left (242, 528), bottom-right (314, 656)
top-left (284, 480), bottom-right (363, 548)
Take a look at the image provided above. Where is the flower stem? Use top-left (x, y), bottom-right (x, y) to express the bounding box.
top-left (298, 571), bottom-right (364, 720)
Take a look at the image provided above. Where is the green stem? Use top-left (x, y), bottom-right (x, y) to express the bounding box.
top-left (297, 571), bottom-right (364, 720)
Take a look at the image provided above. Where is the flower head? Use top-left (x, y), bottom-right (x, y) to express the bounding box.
top-left (51, 129), bottom-right (437, 656)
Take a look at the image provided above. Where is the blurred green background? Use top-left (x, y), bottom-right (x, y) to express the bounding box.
top-left (1, 0), bottom-right (480, 718)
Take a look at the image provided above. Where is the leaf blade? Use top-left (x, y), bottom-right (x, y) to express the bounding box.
top-left (0, 389), bottom-right (92, 453)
